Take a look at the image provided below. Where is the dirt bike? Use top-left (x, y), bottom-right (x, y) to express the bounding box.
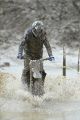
top-left (29, 57), bottom-right (54, 96)
top-left (17, 55), bottom-right (54, 96)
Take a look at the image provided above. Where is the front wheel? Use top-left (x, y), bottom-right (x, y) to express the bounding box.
top-left (32, 79), bottom-right (44, 96)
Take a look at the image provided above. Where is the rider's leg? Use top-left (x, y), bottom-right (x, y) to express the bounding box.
top-left (21, 57), bottom-right (30, 89)
top-left (21, 69), bottom-right (30, 88)
top-left (42, 70), bottom-right (46, 85)
top-left (40, 62), bottom-right (46, 85)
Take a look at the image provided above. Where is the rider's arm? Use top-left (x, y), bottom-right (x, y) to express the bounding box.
top-left (43, 33), bottom-right (52, 57)
top-left (18, 30), bottom-right (28, 56)
top-left (18, 40), bottom-right (25, 56)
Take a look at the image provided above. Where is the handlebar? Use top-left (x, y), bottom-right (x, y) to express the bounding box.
top-left (17, 56), bottom-right (55, 61)
top-left (42, 57), bottom-right (55, 61)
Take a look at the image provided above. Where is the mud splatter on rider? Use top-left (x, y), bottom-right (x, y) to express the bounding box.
top-left (17, 21), bottom-right (54, 89)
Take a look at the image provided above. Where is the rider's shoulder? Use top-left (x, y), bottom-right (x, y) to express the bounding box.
top-left (23, 28), bottom-right (33, 41)
top-left (24, 28), bottom-right (32, 36)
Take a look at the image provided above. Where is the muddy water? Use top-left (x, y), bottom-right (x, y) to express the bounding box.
top-left (0, 99), bottom-right (80, 120)
top-left (0, 70), bottom-right (80, 120)
top-left (0, 49), bottom-right (80, 120)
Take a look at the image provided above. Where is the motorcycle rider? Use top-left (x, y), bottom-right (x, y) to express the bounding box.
top-left (17, 20), bottom-right (54, 89)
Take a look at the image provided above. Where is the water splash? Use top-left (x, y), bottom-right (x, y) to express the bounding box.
top-left (0, 72), bottom-right (80, 108)
top-left (44, 75), bottom-right (80, 101)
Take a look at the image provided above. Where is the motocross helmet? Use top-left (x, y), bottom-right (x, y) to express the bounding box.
top-left (32, 21), bottom-right (44, 37)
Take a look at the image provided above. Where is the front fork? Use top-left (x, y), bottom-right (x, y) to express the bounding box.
top-left (30, 66), bottom-right (33, 93)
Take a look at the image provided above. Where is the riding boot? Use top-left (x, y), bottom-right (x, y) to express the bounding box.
top-left (21, 69), bottom-right (30, 89)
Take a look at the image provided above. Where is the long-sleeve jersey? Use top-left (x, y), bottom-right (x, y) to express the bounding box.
top-left (18, 28), bottom-right (52, 59)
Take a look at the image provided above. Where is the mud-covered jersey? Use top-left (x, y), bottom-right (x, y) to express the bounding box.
top-left (18, 28), bottom-right (52, 59)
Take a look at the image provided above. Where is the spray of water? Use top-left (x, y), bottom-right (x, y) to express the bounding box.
top-left (0, 72), bottom-right (80, 108)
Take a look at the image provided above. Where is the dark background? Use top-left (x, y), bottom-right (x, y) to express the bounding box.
top-left (0, 0), bottom-right (80, 49)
